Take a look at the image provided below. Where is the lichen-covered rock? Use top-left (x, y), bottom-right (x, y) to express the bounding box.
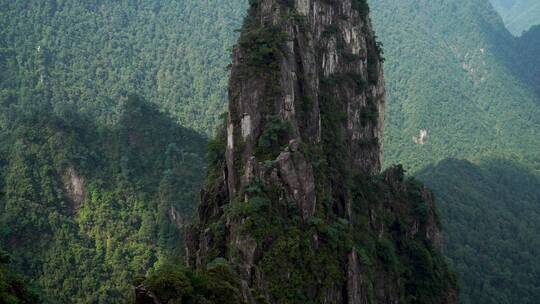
top-left (186, 1), bottom-right (458, 303)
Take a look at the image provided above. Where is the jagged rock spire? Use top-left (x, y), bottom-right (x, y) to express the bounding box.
top-left (226, 0), bottom-right (384, 199)
top-left (186, 1), bottom-right (458, 303)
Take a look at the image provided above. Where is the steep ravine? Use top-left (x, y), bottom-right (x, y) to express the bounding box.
top-left (139, 0), bottom-right (458, 303)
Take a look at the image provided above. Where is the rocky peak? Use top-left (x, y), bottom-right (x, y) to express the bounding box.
top-left (184, 1), bottom-right (458, 303)
top-left (226, 0), bottom-right (384, 194)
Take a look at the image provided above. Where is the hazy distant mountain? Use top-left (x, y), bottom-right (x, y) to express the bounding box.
top-left (490, 0), bottom-right (540, 35)
top-left (513, 24), bottom-right (540, 96)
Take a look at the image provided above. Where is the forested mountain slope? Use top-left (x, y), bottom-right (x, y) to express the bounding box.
top-left (490, 0), bottom-right (540, 35)
top-left (513, 25), bottom-right (540, 97)
top-left (0, 0), bottom-right (245, 133)
top-left (0, 96), bottom-right (206, 303)
top-left (417, 159), bottom-right (540, 303)
top-left (369, 0), bottom-right (540, 303)
top-left (0, 249), bottom-right (38, 303)
top-left (0, 1), bottom-right (243, 301)
top-left (370, 0), bottom-right (540, 173)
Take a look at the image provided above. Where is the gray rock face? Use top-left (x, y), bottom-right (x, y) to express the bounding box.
top-left (221, 0), bottom-right (385, 228)
top-left (186, 1), bottom-right (457, 303)
top-left (275, 140), bottom-right (317, 220)
top-left (226, 0), bottom-right (384, 199)
top-left (62, 167), bottom-right (85, 213)
top-left (347, 249), bottom-right (369, 304)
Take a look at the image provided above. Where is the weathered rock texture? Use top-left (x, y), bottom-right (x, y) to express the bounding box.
top-left (225, 0), bottom-right (385, 200)
top-left (62, 166), bottom-right (86, 213)
top-left (185, 1), bottom-right (458, 303)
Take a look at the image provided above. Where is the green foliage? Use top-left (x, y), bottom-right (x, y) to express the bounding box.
top-left (238, 26), bottom-right (289, 72)
top-left (370, 0), bottom-right (540, 173)
top-left (140, 260), bottom-right (243, 304)
top-left (220, 165), bottom-right (458, 303)
top-left (370, 0), bottom-right (540, 302)
top-left (223, 181), bottom-right (350, 302)
top-left (255, 116), bottom-right (291, 160)
top-left (144, 266), bottom-right (194, 303)
top-left (351, 169), bottom-right (458, 304)
top-left (352, 0), bottom-right (371, 18)
top-left (258, 226), bottom-right (345, 303)
top-left (0, 96), bottom-right (206, 303)
top-left (417, 159), bottom-right (540, 304)
top-left (0, 249), bottom-right (39, 303)
top-left (0, 0), bottom-right (247, 134)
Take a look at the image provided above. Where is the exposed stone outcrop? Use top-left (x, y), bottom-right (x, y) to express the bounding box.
top-left (225, 0), bottom-right (385, 202)
top-left (168, 206), bottom-right (186, 229)
top-left (185, 1), bottom-right (458, 303)
top-left (62, 166), bottom-right (85, 213)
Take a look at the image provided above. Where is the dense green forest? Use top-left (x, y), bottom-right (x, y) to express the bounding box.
top-left (0, 1), bottom-right (243, 300)
top-left (0, 0), bottom-right (245, 133)
top-left (0, 0), bottom-right (539, 302)
top-left (0, 95), bottom-right (206, 302)
top-left (370, 0), bottom-right (540, 303)
top-left (0, 249), bottom-right (38, 303)
top-left (1, 0), bottom-right (242, 302)
top-left (512, 24), bottom-right (540, 96)
top-left (417, 159), bottom-right (540, 303)
top-left (370, 0), bottom-right (540, 173)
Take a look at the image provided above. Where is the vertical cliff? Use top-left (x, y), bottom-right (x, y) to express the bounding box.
top-left (184, 0), bottom-right (458, 303)
top-left (224, 0), bottom-right (385, 203)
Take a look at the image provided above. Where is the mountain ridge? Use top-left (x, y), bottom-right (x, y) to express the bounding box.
top-left (490, 0), bottom-right (540, 35)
